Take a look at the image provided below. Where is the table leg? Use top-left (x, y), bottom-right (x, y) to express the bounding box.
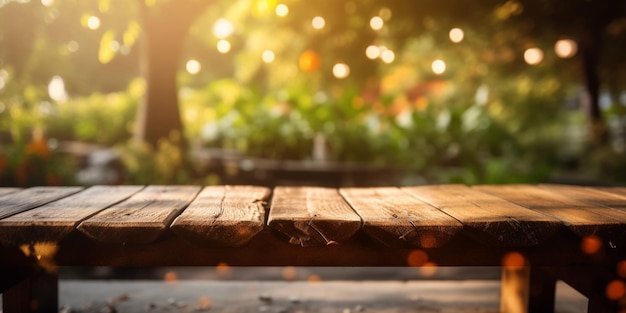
top-left (2, 269), bottom-right (58, 313)
top-left (528, 267), bottom-right (556, 313)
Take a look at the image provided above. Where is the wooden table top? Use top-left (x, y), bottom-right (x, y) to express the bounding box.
top-left (0, 184), bottom-right (625, 251)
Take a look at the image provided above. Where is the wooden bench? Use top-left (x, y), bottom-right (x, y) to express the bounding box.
top-left (0, 184), bottom-right (625, 313)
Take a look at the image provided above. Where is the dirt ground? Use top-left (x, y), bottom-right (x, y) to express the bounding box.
top-left (53, 280), bottom-right (586, 313)
top-left (1, 267), bottom-right (588, 313)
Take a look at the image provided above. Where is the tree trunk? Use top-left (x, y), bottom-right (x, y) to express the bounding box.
top-left (135, 0), bottom-right (211, 147)
top-left (580, 27), bottom-right (609, 147)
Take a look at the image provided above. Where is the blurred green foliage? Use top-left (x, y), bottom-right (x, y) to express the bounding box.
top-left (1, 0), bottom-right (625, 186)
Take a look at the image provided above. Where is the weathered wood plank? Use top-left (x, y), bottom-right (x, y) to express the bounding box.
top-left (170, 185), bottom-right (270, 247)
top-left (594, 187), bottom-right (626, 199)
top-left (0, 188), bottom-right (21, 197)
top-left (0, 186), bottom-right (143, 246)
top-left (539, 184), bottom-right (626, 222)
top-left (0, 187), bottom-right (83, 220)
top-left (268, 186), bottom-right (362, 247)
top-left (474, 185), bottom-right (626, 244)
top-left (77, 186), bottom-right (201, 244)
top-left (403, 185), bottom-right (563, 247)
top-left (340, 187), bottom-right (462, 248)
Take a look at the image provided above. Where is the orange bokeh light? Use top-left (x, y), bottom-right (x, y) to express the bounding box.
top-left (164, 271), bottom-right (178, 283)
top-left (407, 249), bottom-right (428, 267)
top-left (606, 280), bottom-right (626, 300)
top-left (216, 262), bottom-right (232, 277)
top-left (282, 266), bottom-right (297, 281)
top-left (502, 252), bottom-right (527, 269)
top-left (581, 236), bottom-right (602, 255)
top-left (299, 50), bottom-right (321, 72)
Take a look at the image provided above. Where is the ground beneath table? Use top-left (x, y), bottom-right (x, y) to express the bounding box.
top-left (11, 279), bottom-right (585, 313)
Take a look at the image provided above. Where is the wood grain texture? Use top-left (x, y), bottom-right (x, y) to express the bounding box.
top-left (340, 187), bottom-right (462, 248)
top-left (268, 186), bottom-right (362, 247)
top-left (0, 186), bottom-right (143, 245)
top-left (474, 185), bottom-right (626, 243)
top-left (403, 185), bottom-right (563, 247)
top-left (595, 187), bottom-right (626, 199)
top-left (0, 187), bottom-right (83, 220)
top-left (0, 188), bottom-right (21, 197)
top-left (171, 185), bottom-right (270, 247)
top-left (539, 185), bottom-right (626, 222)
top-left (77, 186), bottom-right (201, 244)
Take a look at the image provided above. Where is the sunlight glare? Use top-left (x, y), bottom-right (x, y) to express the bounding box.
top-left (449, 28), bottom-right (464, 43)
top-left (432, 59), bottom-right (446, 74)
top-left (332, 63), bottom-right (350, 79)
top-left (370, 16), bottom-right (384, 31)
top-left (312, 16), bottom-right (325, 30)
top-left (217, 40), bottom-right (231, 53)
top-left (213, 18), bottom-right (234, 39)
top-left (186, 59), bottom-right (201, 75)
top-left (555, 39), bottom-right (577, 58)
top-left (524, 48), bottom-right (544, 65)
top-left (87, 16), bottom-right (101, 30)
top-left (41, 0), bottom-right (54, 7)
top-left (275, 4), bottom-right (288, 17)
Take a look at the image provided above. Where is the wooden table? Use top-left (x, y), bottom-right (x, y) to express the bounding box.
top-left (1, 184), bottom-right (625, 313)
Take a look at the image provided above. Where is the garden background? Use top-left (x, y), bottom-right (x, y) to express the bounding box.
top-left (1, 0), bottom-right (626, 187)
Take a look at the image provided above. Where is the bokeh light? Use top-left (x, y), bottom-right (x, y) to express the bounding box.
top-left (502, 251), bottom-right (526, 269)
top-left (432, 59), bottom-right (446, 74)
top-left (554, 39), bottom-right (577, 58)
top-left (86, 15), bottom-right (100, 30)
top-left (67, 40), bottom-right (79, 53)
top-left (216, 262), bottom-right (232, 277)
top-left (332, 63), bottom-right (350, 79)
top-left (581, 235), bottom-right (602, 255)
top-left (164, 271), bottom-right (178, 283)
top-left (41, 0), bottom-right (54, 7)
top-left (213, 18), bottom-right (234, 39)
top-left (449, 28), bottom-right (464, 43)
top-left (370, 16), bottom-right (384, 31)
top-left (312, 16), bottom-right (325, 30)
top-left (299, 50), bottom-right (321, 72)
top-left (524, 47), bottom-right (544, 65)
top-left (282, 266), bottom-right (297, 280)
top-left (381, 49), bottom-right (395, 63)
top-left (186, 59), bottom-right (201, 75)
top-left (275, 4), bottom-right (288, 17)
top-left (216, 40), bottom-right (231, 53)
top-left (365, 45), bottom-right (380, 59)
top-left (48, 75), bottom-right (68, 102)
top-left (262, 50), bottom-right (275, 63)
top-left (407, 250), bottom-right (428, 267)
top-left (606, 280), bottom-right (626, 300)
